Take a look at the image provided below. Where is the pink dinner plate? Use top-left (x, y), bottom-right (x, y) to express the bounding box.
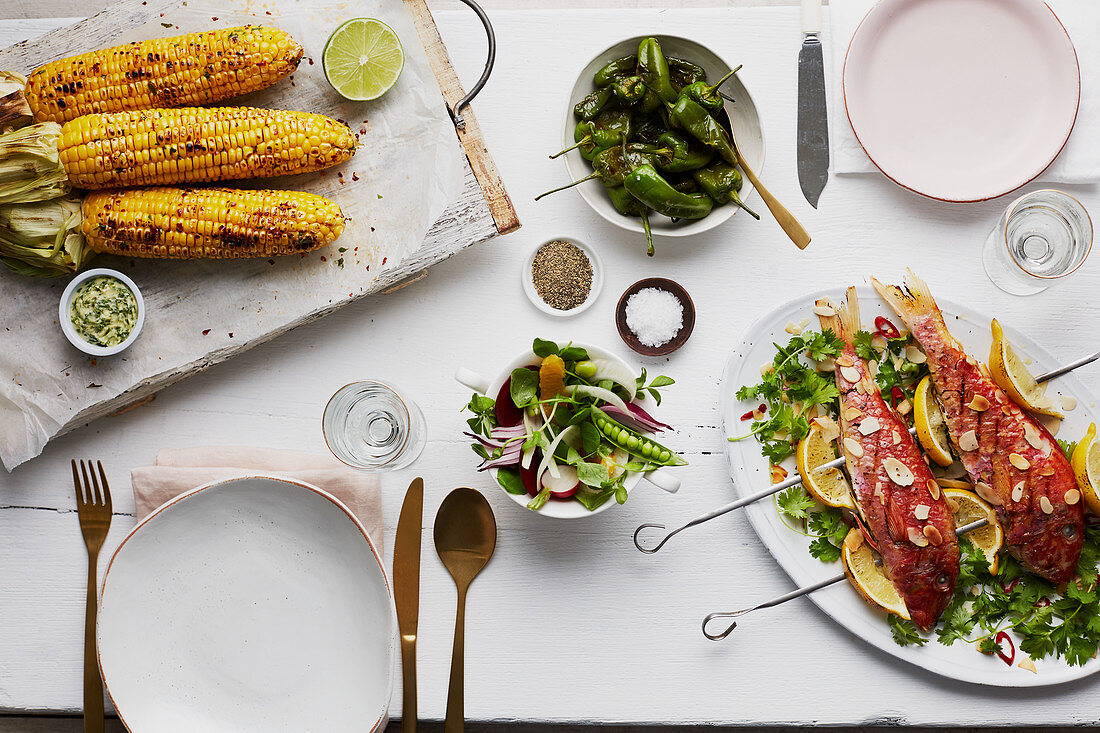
top-left (843, 0), bottom-right (1080, 202)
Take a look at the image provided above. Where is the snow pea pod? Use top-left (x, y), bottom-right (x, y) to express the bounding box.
top-left (593, 412), bottom-right (687, 466)
top-left (656, 131), bottom-right (714, 173)
top-left (637, 37), bottom-right (677, 104)
top-left (595, 54), bottom-right (637, 87)
top-left (623, 164), bottom-right (713, 220)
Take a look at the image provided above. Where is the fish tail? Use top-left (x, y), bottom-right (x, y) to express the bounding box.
top-left (815, 286), bottom-right (859, 344)
top-left (870, 269), bottom-right (940, 327)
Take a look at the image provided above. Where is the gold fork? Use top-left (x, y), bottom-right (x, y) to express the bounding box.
top-left (73, 459), bottom-right (112, 733)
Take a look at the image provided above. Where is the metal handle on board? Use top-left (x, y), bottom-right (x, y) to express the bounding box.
top-left (446, 0), bottom-right (496, 128)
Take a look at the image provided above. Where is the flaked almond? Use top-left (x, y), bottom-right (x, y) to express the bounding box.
top-left (892, 430), bottom-right (902, 445)
top-left (946, 496), bottom-right (960, 513)
top-left (1001, 405), bottom-right (1013, 417)
top-left (839, 365), bottom-right (861, 383)
top-left (1018, 658), bottom-right (1037, 674)
top-left (871, 334), bottom-right (887, 352)
top-left (799, 317), bottom-right (810, 329)
top-left (994, 389), bottom-right (1007, 403)
top-left (1045, 419), bottom-right (1061, 437)
top-left (836, 354), bottom-right (854, 368)
top-left (1039, 466), bottom-right (1055, 477)
top-left (884, 457), bottom-right (915, 486)
top-left (1023, 422), bottom-right (1043, 450)
top-left (784, 321), bottom-right (803, 335)
top-left (959, 430), bottom-right (979, 452)
top-left (914, 504), bottom-right (930, 520)
top-left (1012, 481), bottom-right (1025, 503)
top-left (974, 481), bottom-right (1003, 506)
top-left (844, 437), bottom-right (864, 458)
top-left (1061, 395), bottom-right (1077, 411)
top-left (1065, 488), bottom-right (1081, 506)
top-left (1040, 496), bottom-right (1054, 514)
top-left (905, 345), bottom-right (927, 364)
top-left (771, 464), bottom-right (789, 484)
top-left (1009, 453), bottom-right (1030, 470)
top-left (863, 377), bottom-right (877, 395)
top-left (923, 525), bottom-right (943, 545)
top-left (813, 416), bottom-right (841, 443)
top-left (812, 303), bottom-right (836, 317)
top-left (897, 399), bottom-right (912, 416)
top-left (938, 478), bottom-right (972, 490)
top-left (907, 526), bottom-right (930, 547)
top-left (968, 394), bottom-right (991, 412)
top-left (760, 363), bottom-right (774, 377)
top-left (927, 479), bottom-right (941, 500)
top-left (842, 406), bottom-right (863, 421)
top-left (858, 417), bottom-right (881, 435)
top-left (854, 380), bottom-right (866, 395)
top-left (817, 356), bottom-right (836, 373)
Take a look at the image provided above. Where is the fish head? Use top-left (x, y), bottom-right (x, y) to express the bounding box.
top-left (893, 547), bottom-right (958, 631)
top-left (1010, 502), bottom-right (1084, 585)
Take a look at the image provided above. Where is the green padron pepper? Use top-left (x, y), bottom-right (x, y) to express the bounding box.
top-left (623, 164), bottom-right (714, 220)
top-left (594, 55), bottom-right (637, 87)
top-left (574, 87), bottom-right (614, 121)
top-left (637, 37), bottom-right (677, 104)
top-left (667, 56), bottom-right (708, 91)
top-left (610, 75), bottom-right (647, 105)
top-left (668, 95), bottom-right (738, 167)
top-left (535, 143), bottom-right (664, 201)
top-left (656, 131), bottom-right (714, 173)
top-left (681, 66), bottom-right (741, 112)
top-left (552, 109), bottom-right (635, 160)
top-left (603, 183), bottom-right (645, 216)
top-left (692, 162), bottom-right (760, 219)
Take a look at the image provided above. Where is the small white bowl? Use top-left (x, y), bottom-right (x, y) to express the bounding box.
top-left (562, 35), bottom-right (766, 240)
top-left (522, 237), bottom-right (604, 317)
top-left (59, 268), bottom-right (145, 356)
top-left (455, 342), bottom-right (681, 519)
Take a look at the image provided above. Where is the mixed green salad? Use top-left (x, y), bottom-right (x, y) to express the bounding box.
top-left (464, 338), bottom-right (685, 512)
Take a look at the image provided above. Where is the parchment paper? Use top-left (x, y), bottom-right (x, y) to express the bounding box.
top-left (0, 0), bottom-right (465, 470)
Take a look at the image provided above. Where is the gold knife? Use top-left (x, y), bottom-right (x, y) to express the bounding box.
top-left (394, 477), bottom-right (424, 733)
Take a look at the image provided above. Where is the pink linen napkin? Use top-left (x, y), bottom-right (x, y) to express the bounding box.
top-left (130, 446), bottom-right (383, 554)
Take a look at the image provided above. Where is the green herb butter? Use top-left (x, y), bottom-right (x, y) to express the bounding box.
top-left (69, 276), bottom-right (138, 347)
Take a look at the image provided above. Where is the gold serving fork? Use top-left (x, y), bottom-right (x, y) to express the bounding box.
top-left (73, 459), bottom-right (112, 733)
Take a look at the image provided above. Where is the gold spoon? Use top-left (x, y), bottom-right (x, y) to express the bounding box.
top-left (434, 488), bottom-right (497, 733)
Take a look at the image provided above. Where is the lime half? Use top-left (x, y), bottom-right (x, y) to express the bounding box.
top-left (323, 19), bottom-right (404, 101)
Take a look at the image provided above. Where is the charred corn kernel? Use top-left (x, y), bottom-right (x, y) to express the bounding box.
top-left (59, 108), bottom-right (356, 188)
top-left (25, 26), bottom-right (302, 123)
top-left (81, 187), bottom-right (345, 259)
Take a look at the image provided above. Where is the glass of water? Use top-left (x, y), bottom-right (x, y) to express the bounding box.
top-left (323, 381), bottom-right (426, 471)
top-left (981, 189), bottom-right (1092, 296)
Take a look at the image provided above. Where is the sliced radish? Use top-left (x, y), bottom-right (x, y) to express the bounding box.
top-left (587, 358), bottom-right (638, 401)
top-left (542, 464), bottom-right (580, 498)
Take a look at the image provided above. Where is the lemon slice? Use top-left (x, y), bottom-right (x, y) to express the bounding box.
top-left (988, 318), bottom-right (1063, 418)
top-left (796, 421), bottom-right (856, 510)
top-left (913, 376), bottom-right (954, 467)
top-left (323, 19), bottom-right (404, 101)
top-left (1071, 423), bottom-right (1100, 515)
top-left (943, 488), bottom-right (1003, 574)
top-left (841, 528), bottom-right (910, 620)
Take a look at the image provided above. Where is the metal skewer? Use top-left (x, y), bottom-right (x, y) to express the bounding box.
top-left (701, 518), bottom-right (989, 641)
top-left (633, 353), bottom-right (1097, 554)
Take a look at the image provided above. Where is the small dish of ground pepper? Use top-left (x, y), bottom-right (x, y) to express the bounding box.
top-left (522, 237), bottom-right (603, 317)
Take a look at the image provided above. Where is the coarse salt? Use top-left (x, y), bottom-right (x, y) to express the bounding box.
top-left (625, 288), bottom-right (684, 347)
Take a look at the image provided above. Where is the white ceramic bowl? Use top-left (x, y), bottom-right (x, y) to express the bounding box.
top-left (521, 237), bottom-right (604, 317)
top-left (98, 476), bottom-right (396, 733)
top-left (563, 35), bottom-right (766, 239)
top-left (58, 267), bottom-right (145, 356)
top-left (455, 342), bottom-right (681, 519)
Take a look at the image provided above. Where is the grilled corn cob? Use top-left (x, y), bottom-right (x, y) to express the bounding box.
top-left (60, 107), bottom-right (357, 188)
top-left (81, 187), bottom-right (345, 259)
top-left (25, 26), bottom-right (303, 123)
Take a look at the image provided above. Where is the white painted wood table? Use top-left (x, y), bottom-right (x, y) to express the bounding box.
top-left (3, 1), bottom-right (1100, 729)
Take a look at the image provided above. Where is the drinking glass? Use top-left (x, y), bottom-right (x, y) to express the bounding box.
top-left (981, 189), bottom-right (1092, 296)
top-left (323, 381), bottom-right (426, 471)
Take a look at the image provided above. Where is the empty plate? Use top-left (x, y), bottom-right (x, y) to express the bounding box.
top-left (98, 476), bottom-right (395, 733)
top-left (844, 0), bottom-right (1080, 202)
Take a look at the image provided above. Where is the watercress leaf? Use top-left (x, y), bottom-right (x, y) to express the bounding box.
top-left (636, 367), bottom-right (647, 391)
top-left (581, 421), bottom-right (601, 454)
top-left (510, 368), bottom-right (539, 408)
top-left (577, 462), bottom-right (610, 487)
top-left (560, 345), bottom-right (589, 362)
top-left (574, 488), bottom-right (613, 511)
top-left (647, 388), bottom-right (663, 407)
top-left (648, 375), bottom-right (675, 389)
top-left (567, 407), bottom-right (591, 426)
top-left (471, 444), bottom-right (489, 460)
top-left (495, 467), bottom-right (527, 495)
top-left (615, 484), bottom-right (629, 504)
top-left (533, 338), bottom-right (559, 358)
top-left (566, 446), bottom-right (584, 465)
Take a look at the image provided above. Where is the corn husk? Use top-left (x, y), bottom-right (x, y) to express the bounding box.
top-left (0, 121), bottom-right (70, 204)
top-left (0, 195), bottom-right (90, 277)
top-left (0, 71), bottom-right (30, 132)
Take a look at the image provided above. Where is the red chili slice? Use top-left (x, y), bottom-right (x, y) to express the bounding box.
top-left (758, 404), bottom-right (768, 414)
top-left (890, 386), bottom-right (905, 409)
top-left (740, 409), bottom-right (756, 422)
top-left (1000, 577), bottom-right (1020, 594)
top-left (1035, 597), bottom-right (1050, 608)
top-left (875, 316), bottom-right (901, 340)
top-left (994, 631), bottom-right (1015, 666)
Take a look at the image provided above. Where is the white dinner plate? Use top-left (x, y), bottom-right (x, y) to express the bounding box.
top-left (98, 476), bottom-right (395, 732)
top-left (843, 0), bottom-right (1080, 202)
top-left (722, 284), bottom-right (1100, 686)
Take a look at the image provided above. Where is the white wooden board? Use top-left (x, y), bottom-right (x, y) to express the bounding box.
top-left (3, 5), bottom-right (1100, 729)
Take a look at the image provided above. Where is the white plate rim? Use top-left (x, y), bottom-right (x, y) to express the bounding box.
top-left (842, 0), bottom-right (1081, 203)
top-left (98, 474), bottom-right (396, 732)
top-left (721, 283), bottom-right (1100, 687)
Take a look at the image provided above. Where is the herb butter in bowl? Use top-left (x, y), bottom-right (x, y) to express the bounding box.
top-left (59, 268), bottom-right (145, 356)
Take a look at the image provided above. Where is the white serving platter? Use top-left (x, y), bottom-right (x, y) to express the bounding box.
top-left (721, 283), bottom-right (1100, 687)
top-left (843, 0), bottom-right (1080, 202)
top-left (98, 476), bottom-right (396, 731)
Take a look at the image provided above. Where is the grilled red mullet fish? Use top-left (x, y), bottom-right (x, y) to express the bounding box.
top-left (873, 271), bottom-right (1083, 584)
top-left (818, 288), bottom-right (959, 630)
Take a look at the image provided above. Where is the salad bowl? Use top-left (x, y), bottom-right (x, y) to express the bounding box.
top-left (456, 342), bottom-right (681, 519)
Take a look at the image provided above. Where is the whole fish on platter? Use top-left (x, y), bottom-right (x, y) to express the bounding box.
top-left (873, 271), bottom-right (1083, 583)
top-left (817, 287), bottom-right (959, 630)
